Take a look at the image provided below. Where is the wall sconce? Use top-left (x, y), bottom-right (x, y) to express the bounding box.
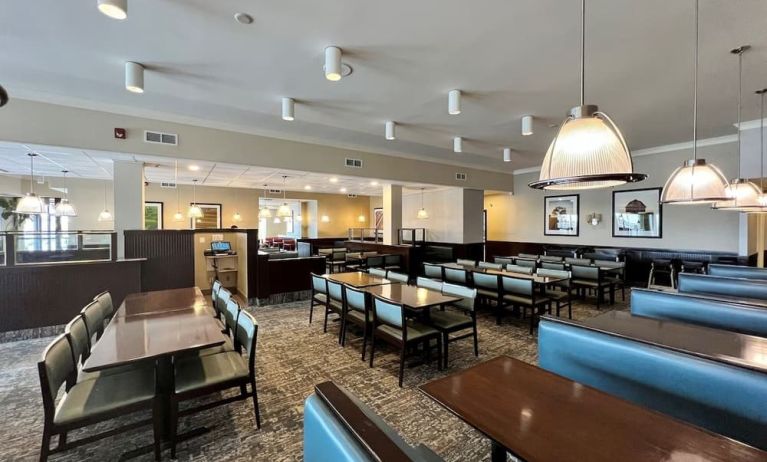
top-left (587, 213), bottom-right (602, 226)
top-left (233, 211), bottom-right (242, 222)
top-left (321, 215), bottom-right (330, 223)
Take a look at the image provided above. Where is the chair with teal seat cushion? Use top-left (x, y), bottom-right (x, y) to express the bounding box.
top-left (537, 268), bottom-right (573, 318)
top-left (310, 273), bottom-right (328, 324)
top-left (416, 277), bottom-right (443, 291)
top-left (472, 272), bottom-right (502, 309)
top-left (368, 268), bottom-right (388, 278)
top-left (444, 267), bottom-right (469, 286)
top-left (340, 284), bottom-right (373, 360)
top-left (423, 263), bottom-right (444, 281)
top-left (505, 264), bottom-right (534, 275)
top-left (595, 260), bottom-right (626, 301)
top-left (217, 288), bottom-right (232, 329)
top-left (513, 258), bottom-right (537, 269)
top-left (387, 271), bottom-right (409, 284)
top-left (500, 275), bottom-right (550, 333)
top-left (38, 334), bottom-right (161, 462)
top-left (80, 300), bottom-right (106, 343)
top-left (494, 257), bottom-right (513, 266)
top-left (570, 265), bottom-right (612, 309)
top-left (369, 294), bottom-right (442, 387)
top-left (539, 255), bottom-right (563, 263)
top-left (325, 279), bottom-right (345, 342)
top-left (169, 310), bottom-right (261, 457)
top-left (427, 283), bottom-right (478, 367)
top-left (195, 298), bottom-right (238, 357)
top-left (92, 290), bottom-right (114, 322)
top-left (478, 261), bottom-right (502, 270)
top-left (456, 258), bottom-right (476, 267)
top-left (540, 261), bottom-right (566, 271)
top-left (211, 280), bottom-right (223, 318)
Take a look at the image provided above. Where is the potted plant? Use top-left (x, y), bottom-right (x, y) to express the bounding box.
top-left (0, 196), bottom-right (31, 231)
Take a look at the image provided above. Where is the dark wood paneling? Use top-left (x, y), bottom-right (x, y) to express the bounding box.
top-left (124, 230), bottom-right (195, 291)
top-left (422, 241), bottom-right (484, 262)
top-left (297, 237), bottom-right (347, 255)
top-left (344, 242), bottom-right (416, 276)
top-left (486, 241), bottom-right (545, 258)
top-left (0, 260), bottom-right (142, 332)
top-left (255, 255), bottom-right (326, 297)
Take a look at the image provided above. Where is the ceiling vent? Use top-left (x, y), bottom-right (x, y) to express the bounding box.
top-left (268, 189), bottom-right (283, 194)
top-left (144, 130), bottom-right (178, 146)
top-left (347, 193), bottom-right (358, 198)
top-left (455, 172), bottom-right (467, 181)
top-left (345, 158), bottom-right (363, 168)
top-left (160, 181), bottom-right (177, 189)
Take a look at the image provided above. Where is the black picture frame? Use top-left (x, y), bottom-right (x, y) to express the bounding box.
top-left (544, 194), bottom-right (579, 236)
top-left (190, 202), bottom-right (223, 229)
top-left (611, 187), bottom-right (663, 238)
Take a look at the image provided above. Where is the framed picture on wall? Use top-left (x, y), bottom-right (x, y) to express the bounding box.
top-left (612, 188), bottom-right (662, 238)
top-left (544, 194), bottom-right (579, 236)
top-left (190, 203), bottom-right (222, 229)
top-left (144, 201), bottom-right (163, 230)
top-left (374, 208), bottom-right (383, 229)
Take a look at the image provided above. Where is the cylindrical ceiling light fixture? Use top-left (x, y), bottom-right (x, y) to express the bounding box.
top-left (712, 45), bottom-right (762, 211)
top-left (324, 46), bottom-right (343, 81)
top-left (97, 0), bottom-right (127, 20)
top-left (453, 136), bottom-right (463, 153)
top-left (521, 115), bottom-right (534, 136)
top-left (661, 0), bottom-right (728, 204)
top-left (14, 153), bottom-right (44, 215)
top-left (448, 89), bottom-right (461, 115)
top-left (125, 61), bottom-right (144, 93)
top-left (529, 0), bottom-right (645, 190)
top-left (282, 97), bottom-right (295, 121)
top-left (503, 148), bottom-right (512, 162)
top-left (385, 121), bottom-right (396, 140)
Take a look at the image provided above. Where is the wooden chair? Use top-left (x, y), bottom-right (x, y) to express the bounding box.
top-left (500, 275), bottom-right (551, 333)
top-left (387, 271), bottom-right (409, 284)
top-left (428, 283), bottom-right (478, 367)
top-left (444, 267), bottom-right (469, 286)
top-left (478, 261), bottom-right (502, 270)
top-left (571, 265), bottom-right (612, 309)
top-left (472, 272), bottom-right (502, 310)
top-left (423, 263), bottom-right (444, 281)
top-left (325, 279), bottom-right (345, 342)
top-left (537, 268), bottom-right (573, 318)
top-left (309, 273), bottom-right (329, 324)
top-left (340, 284), bottom-right (373, 360)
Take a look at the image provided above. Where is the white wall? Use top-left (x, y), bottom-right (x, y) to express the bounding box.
top-left (402, 188), bottom-right (484, 244)
top-left (485, 142), bottom-right (742, 253)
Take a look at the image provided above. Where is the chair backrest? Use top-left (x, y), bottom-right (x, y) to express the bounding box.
top-left (444, 267), bottom-right (468, 285)
top-left (318, 248), bottom-right (333, 256)
top-left (566, 257), bottom-right (592, 266)
top-left (416, 277), bottom-right (443, 291)
top-left (505, 264), bottom-right (534, 275)
top-left (537, 268), bottom-right (571, 287)
top-left (211, 280), bottom-right (222, 298)
top-left (372, 295), bottom-right (404, 329)
top-left (366, 255), bottom-right (384, 267)
top-left (369, 268), bottom-right (387, 278)
top-left (65, 314), bottom-right (91, 366)
top-left (217, 288), bottom-right (232, 316)
top-left (331, 251), bottom-right (346, 261)
top-left (708, 264), bottom-right (767, 281)
top-left (478, 261), bottom-right (502, 270)
top-left (472, 272), bottom-right (499, 290)
top-left (387, 271), bottom-right (409, 284)
top-left (38, 334), bottom-right (76, 419)
top-left (234, 310), bottom-right (259, 373)
top-left (311, 273), bottom-right (328, 294)
top-left (224, 297), bottom-right (241, 334)
top-left (539, 255), bottom-right (563, 263)
top-left (344, 285), bottom-right (368, 316)
top-left (518, 253), bottom-right (537, 259)
top-left (494, 257), bottom-right (513, 266)
top-left (595, 260), bottom-right (623, 269)
top-left (362, 251), bottom-right (378, 258)
top-left (456, 258), bottom-right (476, 267)
top-left (423, 263), bottom-right (443, 280)
top-left (93, 291), bottom-right (114, 319)
top-left (514, 258), bottom-right (537, 268)
top-left (327, 279), bottom-right (344, 304)
top-left (80, 300), bottom-right (105, 342)
top-left (442, 283), bottom-right (476, 312)
top-left (541, 261), bottom-right (566, 271)
top-left (571, 265), bottom-right (599, 280)
top-left (502, 275), bottom-right (533, 296)
top-left (384, 255), bottom-right (401, 266)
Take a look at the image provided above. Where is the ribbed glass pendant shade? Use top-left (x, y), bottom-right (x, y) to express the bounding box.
top-left (712, 179), bottom-right (763, 211)
top-left (15, 193), bottom-right (44, 214)
top-left (660, 159), bottom-right (729, 204)
top-left (54, 199), bottom-right (77, 217)
top-left (530, 108), bottom-right (646, 190)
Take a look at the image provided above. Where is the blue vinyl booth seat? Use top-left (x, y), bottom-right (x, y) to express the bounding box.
top-left (678, 273), bottom-right (767, 300)
top-left (304, 381), bottom-right (442, 462)
top-left (708, 264), bottom-right (767, 281)
top-left (631, 288), bottom-right (767, 337)
top-left (538, 317), bottom-right (767, 451)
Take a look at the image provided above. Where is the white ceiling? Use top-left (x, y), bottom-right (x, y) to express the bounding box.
top-left (2, 1), bottom-right (767, 171)
top-left (0, 141), bottom-right (441, 196)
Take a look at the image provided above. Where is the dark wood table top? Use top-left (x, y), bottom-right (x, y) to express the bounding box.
top-left (580, 311), bottom-right (767, 374)
top-left (118, 286), bottom-right (208, 317)
top-left (420, 356), bottom-right (767, 462)
top-left (83, 287), bottom-right (226, 372)
top-left (439, 263), bottom-right (567, 285)
top-left (324, 271), bottom-right (394, 288)
top-left (366, 283), bottom-right (461, 310)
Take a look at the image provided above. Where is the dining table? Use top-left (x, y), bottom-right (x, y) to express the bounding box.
top-left (323, 271), bottom-right (394, 288)
top-left (439, 262), bottom-right (569, 286)
top-left (365, 283), bottom-right (462, 311)
top-left (420, 355), bottom-right (767, 462)
top-left (83, 286), bottom-right (227, 454)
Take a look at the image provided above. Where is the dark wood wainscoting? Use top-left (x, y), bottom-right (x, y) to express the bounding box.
top-left (125, 230), bottom-right (195, 291)
top-left (297, 237), bottom-right (348, 255)
top-left (0, 260), bottom-right (142, 332)
top-left (253, 253), bottom-right (326, 298)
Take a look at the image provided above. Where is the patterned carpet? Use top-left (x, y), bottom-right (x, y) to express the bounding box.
top-left (0, 291), bottom-right (627, 461)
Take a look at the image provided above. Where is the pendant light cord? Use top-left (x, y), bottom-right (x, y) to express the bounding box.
top-left (29, 154), bottom-right (35, 195)
top-left (759, 89), bottom-right (766, 193)
top-left (692, 0), bottom-right (699, 161)
top-left (736, 48), bottom-right (743, 177)
top-left (580, 0), bottom-right (585, 106)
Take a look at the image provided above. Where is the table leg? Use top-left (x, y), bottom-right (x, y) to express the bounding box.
top-left (491, 440), bottom-right (508, 462)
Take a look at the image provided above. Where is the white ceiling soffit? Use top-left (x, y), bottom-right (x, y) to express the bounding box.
top-left (1, 1), bottom-right (766, 172)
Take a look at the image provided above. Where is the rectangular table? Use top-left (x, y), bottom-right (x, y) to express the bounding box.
top-left (324, 271), bottom-right (394, 288)
top-left (439, 262), bottom-right (568, 286)
top-left (581, 311), bottom-right (767, 374)
top-left (118, 286), bottom-right (209, 317)
top-left (420, 356), bottom-right (767, 462)
top-left (365, 283), bottom-right (461, 311)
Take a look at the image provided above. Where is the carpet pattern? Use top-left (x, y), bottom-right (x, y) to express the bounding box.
top-left (0, 291), bottom-right (627, 461)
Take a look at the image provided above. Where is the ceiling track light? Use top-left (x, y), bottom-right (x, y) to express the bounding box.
top-left (385, 121), bottom-right (396, 140)
top-left (97, 0), bottom-right (127, 20)
top-left (503, 148), bottom-right (512, 163)
top-left (448, 90), bottom-right (461, 115)
top-left (712, 45), bottom-right (762, 211)
top-left (521, 115), bottom-right (534, 136)
top-left (125, 61), bottom-right (144, 93)
top-left (529, 0), bottom-right (645, 190)
top-left (453, 136), bottom-right (463, 153)
top-left (661, 0), bottom-right (728, 204)
top-left (282, 97), bottom-right (295, 121)
top-left (324, 46), bottom-right (352, 81)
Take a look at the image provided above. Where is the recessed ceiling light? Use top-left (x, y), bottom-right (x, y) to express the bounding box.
top-left (329, 177), bottom-right (339, 183)
top-left (304, 185), bottom-right (312, 190)
top-left (370, 181), bottom-right (378, 186)
top-left (234, 12), bottom-right (253, 24)
top-left (98, 0), bottom-right (127, 20)
top-left (125, 62), bottom-right (144, 93)
top-left (188, 165), bottom-right (200, 171)
top-left (340, 187), bottom-right (347, 193)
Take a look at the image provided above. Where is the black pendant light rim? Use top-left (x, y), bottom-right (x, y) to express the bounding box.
top-left (528, 172), bottom-right (647, 189)
top-left (0, 85), bottom-right (7, 107)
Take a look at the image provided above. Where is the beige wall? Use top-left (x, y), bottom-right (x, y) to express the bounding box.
top-left (485, 142), bottom-right (742, 253)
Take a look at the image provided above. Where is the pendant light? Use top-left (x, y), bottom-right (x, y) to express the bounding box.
top-left (273, 216), bottom-right (281, 224)
top-left (529, 0), bottom-right (645, 190)
top-left (97, 180), bottom-right (112, 222)
top-left (756, 89), bottom-right (767, 208)
top-left (173, 161), bottom-right (183, 221)
top-left (416, 188), bottom-right (429, 219)
top-left (14, 153), bottom-right (45, 214)
top-left (54, 170), bottom-right (77, 217)
top-left (188, 179), bottom-right (203, 218)
top-left (233, 211), bottom-right (242, 222)
top-left (258, 184), bottom-right (272, 219)
top-left (276, 176), bottom-right (292, 218)
top-left (661, 0), bottom-right (729, 204)
top-left (712, 46), bottom-right (762, 211)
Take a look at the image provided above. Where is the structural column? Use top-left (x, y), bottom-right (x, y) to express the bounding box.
top-left (113, 160), bottom-right (145, 258)
top-left (382, 184), bottom-right (402, 245)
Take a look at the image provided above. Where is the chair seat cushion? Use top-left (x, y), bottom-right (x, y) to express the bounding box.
top-left (55, 366), bottom-right (155, 425)
top-left (476, 288), bottom-right (499, 298)
top-left (377, 321), bottom-right (438, 341)
top-left (195, 337), bottom-right (235, 357)
top-left (313, 293), bottom-right (328, 304)
top-left (174, 351), bottom-right (248, 394)
top-left (346, 310), bottom-right (369, 324)
top-left (503, 294), bottom-right (549, 306)
top-left (327, 301), bottom-right (343, 314)
top-left (428, 310), bottom-right (473, 330)
top-left (544, 290), bottom-right (571, 301)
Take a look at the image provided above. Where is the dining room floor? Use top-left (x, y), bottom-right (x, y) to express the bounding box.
top-left (0, 291), bottom-right (627, 462)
